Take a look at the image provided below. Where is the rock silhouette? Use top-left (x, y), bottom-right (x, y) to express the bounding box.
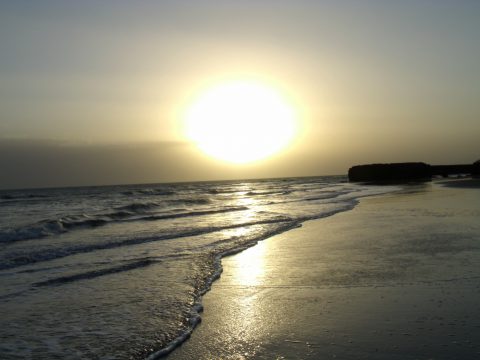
top-left (349, 161), bottom-right (480, 182)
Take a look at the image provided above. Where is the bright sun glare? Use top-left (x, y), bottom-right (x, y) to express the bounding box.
top-left (183, 80), bottom-right (298, 164)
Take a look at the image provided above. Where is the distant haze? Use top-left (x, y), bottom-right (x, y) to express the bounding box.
top-left (1, 1), bottom-right (479, 189)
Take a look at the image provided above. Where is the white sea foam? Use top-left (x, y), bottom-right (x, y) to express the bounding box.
top-left (0, 176), bottom-right (398, 359)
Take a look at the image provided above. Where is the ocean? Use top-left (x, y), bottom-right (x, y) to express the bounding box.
top-left (0, 176), bottom-right (396, 359)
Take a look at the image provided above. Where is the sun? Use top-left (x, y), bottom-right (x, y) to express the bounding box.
top-left (183, 80), bottom-right (299, 164)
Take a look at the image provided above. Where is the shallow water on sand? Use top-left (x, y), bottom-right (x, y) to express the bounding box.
top-left (170, 182), bottom-right (480, 360)
top-left (0, 176), bottom-right (395, 359)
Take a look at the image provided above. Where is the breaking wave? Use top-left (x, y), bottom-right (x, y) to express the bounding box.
top-left (0, 205), bottom-right (245, 244)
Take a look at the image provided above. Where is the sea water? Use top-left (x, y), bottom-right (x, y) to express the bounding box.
top-left (0, 176), bottom-right (396, 359)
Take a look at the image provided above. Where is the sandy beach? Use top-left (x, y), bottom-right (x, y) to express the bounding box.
top-left (169, 181), bottom-right (480, 359)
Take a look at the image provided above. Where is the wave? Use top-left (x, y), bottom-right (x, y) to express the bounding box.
top-left (0, 205), bottom-right (246, 244)
top-left (121, 189), bottom-right (175, 196)
top-left (0, 193), bottom-right (50, 200)
top-left (0, 259), bottom-right (163, 301)
top-left (0, 216), bottom-right (294, 271)
top-left (304, 190), bottom-right (350, 201)
top-left (144, 206), bottom-right (248, 221)
top-left (34, 259), bottom-right (158, 287)
top-left (168, 198), bottom-right (211, 205)
top-left (117, 201), bottom-right (161, 212)
top-left (206, 188), bottom-right (240, 195)
top-left (0, 215), bottom-right (107, 243)
top-left (2, 200), bottom-right (358, 272)
top-left (245, 190), bottom-right (292, 196)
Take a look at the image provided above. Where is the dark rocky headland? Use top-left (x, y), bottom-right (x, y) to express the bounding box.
top-left (348, 161), bottom-right (480, 182)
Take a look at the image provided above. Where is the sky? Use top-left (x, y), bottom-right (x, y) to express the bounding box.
top-left (1, 0), bottom-right (479, 189)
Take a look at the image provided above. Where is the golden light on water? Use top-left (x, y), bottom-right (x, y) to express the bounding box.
top-left (183, 80), bottom-right (299, 164)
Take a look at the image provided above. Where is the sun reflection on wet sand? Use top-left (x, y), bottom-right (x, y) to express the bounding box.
top-left (230, 239), bottom-right (267, 287)
top-left (226, 239), bottom-right (270, 357)
top-left (170, 185), bottom-right (480, 360)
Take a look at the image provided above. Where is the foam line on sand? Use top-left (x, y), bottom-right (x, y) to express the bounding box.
top-left (169, 182), bottom-right (480, 359)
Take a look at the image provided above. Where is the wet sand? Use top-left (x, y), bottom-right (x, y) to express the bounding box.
top-left (169, 181), bottom-right (480, 359)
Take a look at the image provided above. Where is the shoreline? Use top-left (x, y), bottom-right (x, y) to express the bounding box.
top-left (149, 181), bottom-right (389, 359)
top-left (168, 180), bottom-right (480, 359)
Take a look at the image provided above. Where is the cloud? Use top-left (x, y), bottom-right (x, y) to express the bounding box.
top-left (0, 139), bottom-right (218, 189)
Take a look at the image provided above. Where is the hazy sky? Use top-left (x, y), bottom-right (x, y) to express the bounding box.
top-left (1, 1), bottom-right (479, 188)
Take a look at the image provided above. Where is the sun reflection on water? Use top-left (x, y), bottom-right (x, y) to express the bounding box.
top-left (226, 192), bottom-right (270, 287)
top-left (215, 194), bottom-right (278, 356)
